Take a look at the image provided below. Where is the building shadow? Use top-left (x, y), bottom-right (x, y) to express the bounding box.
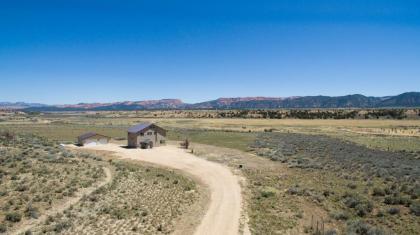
top-left (120, 145), bottom-right (133, 149)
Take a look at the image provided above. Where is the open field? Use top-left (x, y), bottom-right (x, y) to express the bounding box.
top-left (190, 138), bottom-right (420, 234)
top-left (1, 111), bottom-right (420, 234)
top-left (251, 133), bottom-right (419, 234)
top-left (0, 132), bottom-right (105, 234)
top-left (28, 160), bottom-right (199, 234)
top-left (0, 131), bottom-right (201, 235)
top-left (2, 112), bottom-right (420, 152)
top-left (6, 108), bottom-right (419, 121)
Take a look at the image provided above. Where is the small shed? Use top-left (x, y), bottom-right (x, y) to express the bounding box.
top-left (77, 132), bottom-right (111, 146)
top-left (127, 122), bottom-right (166, 148)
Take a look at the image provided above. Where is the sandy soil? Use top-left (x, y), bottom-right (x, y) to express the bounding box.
top-left (80, 143), bottom-right (245, 235)
top-left (12, 167), bottom-right (112, 235)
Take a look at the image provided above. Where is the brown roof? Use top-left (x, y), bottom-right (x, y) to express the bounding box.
top-left (128, 123), bottom-right (166, 136)
top-left (128, 122), bottom-right (153, 133)
top-left (78, 132), bottom-right (110, 141)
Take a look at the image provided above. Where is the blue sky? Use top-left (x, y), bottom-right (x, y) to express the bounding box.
top-left (1, 0), bottom-right (420, 104)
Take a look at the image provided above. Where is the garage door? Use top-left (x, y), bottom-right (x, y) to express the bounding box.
top-left (84, 139), bottom-right (98, 146)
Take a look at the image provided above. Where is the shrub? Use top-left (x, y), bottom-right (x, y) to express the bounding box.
top-left (387, 207), bottom-right (400, 215)
top-left (15, 184), bottom-right (29, 192)
top-left (54, 221), bottom-right (71, 232)
top-left (0, 223), bottom-right (6, 233)
top-left (325, 229), bottom-right (337, 235)
top-left (111, 208), bottom-right (127, 219)
top-left (24, 204), bottom-right (39, 219)
top-left (372, 187), bottom-right (385, 196)
top-left (0, 224), bottom-right (7, 233)
top-left (0, 190), bottom-right (7, 197)
top-left (260, 187), bottom-right (277, 198)
top-left (5, 212), bottom-right (22, 222)
top-left (343, 193), bottom-right (362, 208)
top-left (356, 202), bottom-right (373, 217)
top-left (409, 186), bottom-right (420, 199)
top-left (384, 195), bottom-right (412, 206)
top-left (347, 183), bottom-right (357, 189)
top-left (287, 187), bottom-right (303, 196)
top-left (331, 211), bottom-right (349, 221)
top-left (346, 220), bottom-right (388, 235)
top-left (342, 193), bottom-right (373, 217)
top-left (376, 210), bottom-right (385, 217)
top-left (409, 201), bottom-right (420, 216)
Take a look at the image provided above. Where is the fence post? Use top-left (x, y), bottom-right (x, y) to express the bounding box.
top-left (311, 215), bottom-right (313, 231)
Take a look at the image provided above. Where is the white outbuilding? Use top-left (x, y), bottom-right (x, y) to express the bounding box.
top-left (77, 132), bottom-right (111, 146)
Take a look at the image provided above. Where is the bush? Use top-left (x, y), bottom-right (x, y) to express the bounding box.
top-left (387, 207), bottom-right (400, 215)
top-left (24, 204), bottom-right (39, 219)
top-left (384, 195), bottom-right (412, 206)
top-left (356, 202), bottom-right (373, 217)
top-left (0, 223), bottom-right (6, 233)
top-left (54, 221), bottom-right (71, 232)
top-left (343, 193), bottom-right (361, 208)
top-left (325, 229), bottom-right (338, 235)
top-left (372, 187), bottom-right (385, 196)
top-left (260, 187), bottom-right (277, 198)
top-left (376, 210), bottom-right (385, 217)
top-left (346, 220), bottom-right (388, 235)
top-left (5, 212), bottom-right (22, 222)
top-left (409, 186), bottom-right (420, 199)
top-left (331, 211), bottom-right (349, 221)
top-left (287, 187), bottom-right (303, 196)
top-left (409, 201), bottom-right (420, 216)
top-left (347, 183), bottom-right (357, 189)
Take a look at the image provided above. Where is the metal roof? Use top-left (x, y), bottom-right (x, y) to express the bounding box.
top-left (78, 132), bottom-right (98, 140)
top-left (127, 122), bottom-right (153, 133)
top-left (78, 132), bottom-right (111, 140)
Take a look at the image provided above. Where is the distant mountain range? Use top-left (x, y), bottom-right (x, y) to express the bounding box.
top-left (2, 92), bottom-right (420, 111)
top-left (0, 102), bottom-right (48, 110)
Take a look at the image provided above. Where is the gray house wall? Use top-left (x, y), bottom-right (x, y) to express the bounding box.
top-left (127, 126), bottom-right (166, 148)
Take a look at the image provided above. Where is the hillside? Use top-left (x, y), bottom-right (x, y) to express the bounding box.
top-left (4, 92), bottom-right (420, 111)
top-left (0, 102), bottom-right (47, 110)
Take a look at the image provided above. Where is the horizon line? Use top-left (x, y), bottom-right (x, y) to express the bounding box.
top-left (1, 91), bottom-right (419, 106)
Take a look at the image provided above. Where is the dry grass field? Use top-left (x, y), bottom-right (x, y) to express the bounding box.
top-left (250, 133), bottom-right (419, 234)
top-left (2, 111), bottom-right (420, 152)
top-left (0, 132), bottom-right (105, 234)
top-left (190, 136), bottom-right (420, 234)
top-left (0, 129), bottom-right (200, 235)
top-left (28, 161), bottom-right (199, 235)
top-left (1, 111), bottom-right (419, 234)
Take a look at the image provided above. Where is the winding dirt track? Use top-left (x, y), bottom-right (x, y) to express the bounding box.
top-left (82, 143), bottom-right (243, 235)
top-left (12, 167), bottom-right (112, 235)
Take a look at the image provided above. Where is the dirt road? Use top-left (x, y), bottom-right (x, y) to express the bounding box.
top-left (81, 144), bottom-right (244, 235)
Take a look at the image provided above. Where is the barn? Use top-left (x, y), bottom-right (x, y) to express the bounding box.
top-left (77, 132), bottom-right (111, 146)
top-left (127, 122), bottom-right (166, 148)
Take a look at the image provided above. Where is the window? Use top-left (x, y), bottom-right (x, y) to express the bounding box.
top-left (147, 132), bottom-right (152, 135)
top-left (140, 133), bottom-right (144, 136)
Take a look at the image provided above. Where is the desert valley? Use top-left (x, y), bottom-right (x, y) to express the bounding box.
top-left (0, 102), bottom-right (419, 234)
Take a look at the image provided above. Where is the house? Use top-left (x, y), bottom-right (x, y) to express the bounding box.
top-left (127, 122), bottom-right (166, 148)
top-left (77, 132), bottom-right (111, 146)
